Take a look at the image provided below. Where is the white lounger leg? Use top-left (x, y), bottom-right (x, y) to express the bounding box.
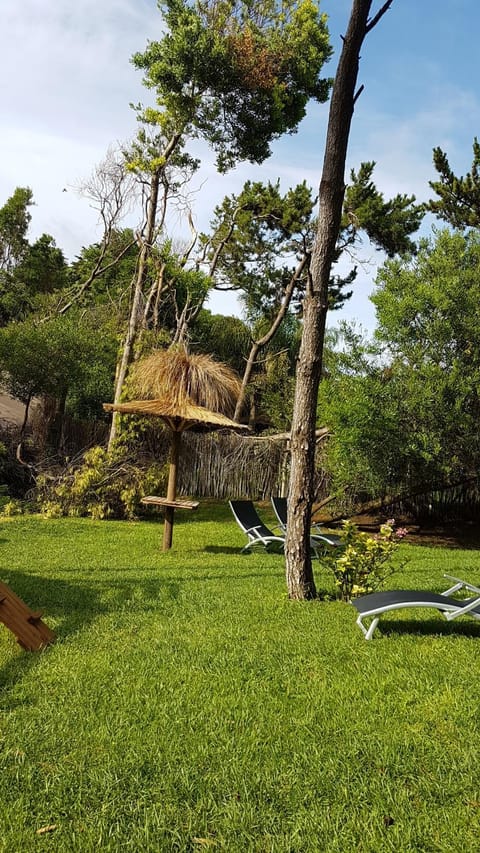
top-left (357, 614), bottom-right (380, 640)
top-left (443, 574), bottom-right (480, 596)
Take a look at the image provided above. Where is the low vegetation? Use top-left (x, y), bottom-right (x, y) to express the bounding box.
top-left (0, 504), bottom-right (479, 851)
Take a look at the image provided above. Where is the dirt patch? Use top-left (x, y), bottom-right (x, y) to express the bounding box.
top-left (330, 514), bottom-right (480, 550)
top-left (0, 394), bottom-right (24, 426)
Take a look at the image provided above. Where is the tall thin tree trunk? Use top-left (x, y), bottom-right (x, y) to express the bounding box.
top-left (163, 430), bottom-right (181, 551)
top-left (285, 0), bottom-right (393, 599)
top-left (107, 171), bottom-right (160, 450)
top-left (107, 132), bottom-right (182, 450)
top-left (233, 255), bottom-right (308, 422)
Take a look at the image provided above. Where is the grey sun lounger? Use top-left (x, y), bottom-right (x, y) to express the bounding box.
top-left (229, 500), bottom-right (285, 553)
top-left (229, 499), bottom-right (335, 557)
top-left (271, 496), bottom-right (343, 548)
top-left (352, 574), bottom-right (480, 639)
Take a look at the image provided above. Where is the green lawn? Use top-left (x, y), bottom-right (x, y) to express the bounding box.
top-left (0, 504), bottom-right (479, 851)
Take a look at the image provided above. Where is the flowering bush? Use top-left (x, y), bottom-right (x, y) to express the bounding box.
top-left (323, 518), bottom-right (408, 602)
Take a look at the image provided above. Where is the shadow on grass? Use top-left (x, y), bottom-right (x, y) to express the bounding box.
top-left (0, 568), bottom-right (185, 691)
top-left (377, 617), bottom-right (480, 639)
top-left (203, 545), bottom-right (247, 555)
top-left (203, 545), bottom-right (285, 556)
top-left (0, 561), bottom-right (281, 685)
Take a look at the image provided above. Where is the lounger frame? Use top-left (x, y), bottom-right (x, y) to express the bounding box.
top-left (270, 496), bottom-right (343, 549)
top-left (353, 574), bottom-right (480, 639)
top-left (229, 500), bottom-right (285, 553)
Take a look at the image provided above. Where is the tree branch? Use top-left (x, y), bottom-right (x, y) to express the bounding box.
top-left (366, 0), bottom-right (394, 34)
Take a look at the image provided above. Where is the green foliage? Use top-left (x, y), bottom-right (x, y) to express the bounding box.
top-left (322, 519), bottom-right (408, 602)
top-left (207, 179), bottom-right (315, 311)
top-left (191, 309), bottom-right (250, 372)
top-left (132, 0), bottom-right (332, 171)
top-left (0, 234), bottom-right (68, 324)
top-left (257, 349), bottom-right (296, 432)
top-left (152, 241), bottom-right (214, 334)
top-left (0, 312), bottom-right (117, 419)
top-left (370, 229), bottom-right (480, 486)
top-left (36, 446), bottom-right (168, 520)
top-left (0, 187), bottom-right (33, 272)
top-left (342, 162), bottom-right (423, 257)
top-left (427, 137), bottom-right (480, 229)
top-left (16, 234), bottom-right (67, 297)
top-left (318, 326), bottom-right (405, 506)
top-left (321, 229), bottom-right (480, 509)
top-left (67, 229), bottom-right (138, 314)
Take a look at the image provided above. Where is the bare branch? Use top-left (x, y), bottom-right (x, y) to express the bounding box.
top-left (366, 0), bottom-right (394, 34)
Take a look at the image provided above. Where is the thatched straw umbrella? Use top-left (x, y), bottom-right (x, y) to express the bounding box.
top-left (104, 348), bottom-right (248, 550)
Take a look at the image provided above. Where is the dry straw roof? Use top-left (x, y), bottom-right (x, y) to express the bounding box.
top-left (103, 396), bottom-right (248, 433)
top-left (130, 349), bottom-right (242, 419)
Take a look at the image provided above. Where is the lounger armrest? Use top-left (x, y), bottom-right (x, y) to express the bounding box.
top-left (245, 525), bottom-right (265, 539)
top-left (443, 574), bottom-right (480, 596)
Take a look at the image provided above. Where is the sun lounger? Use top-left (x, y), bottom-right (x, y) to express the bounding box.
top-left (352, 574), bottom-right (480, 639)
top-left (229, 500), bottom-right (285, 553)
top-left (271, 496), bottom-right (343, 548)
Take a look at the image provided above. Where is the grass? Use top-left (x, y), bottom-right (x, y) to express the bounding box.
top-left (0, 502), bottom-right (479, 851)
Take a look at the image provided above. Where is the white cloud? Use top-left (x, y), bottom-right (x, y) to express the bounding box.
top-left (2, 0), bottom-right (479, 330)
top-left (1, 0), bottom-right (159, 257)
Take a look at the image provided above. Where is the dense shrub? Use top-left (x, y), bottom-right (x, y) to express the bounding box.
top-left (35, 446), bottom-right (168, 520)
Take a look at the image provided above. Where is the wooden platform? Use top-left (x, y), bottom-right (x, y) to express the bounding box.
top-left (141, 496), bottom-right (199, 510)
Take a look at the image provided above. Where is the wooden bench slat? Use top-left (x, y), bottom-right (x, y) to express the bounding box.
top-left (141, 496), bottom-right (199, 510)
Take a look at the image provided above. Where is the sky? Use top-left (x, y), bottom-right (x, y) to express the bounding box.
top-left (2, 0), bottom-right (480, 333)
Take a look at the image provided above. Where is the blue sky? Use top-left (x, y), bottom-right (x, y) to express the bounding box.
top-left (1, 0), bottom-right (479, 332)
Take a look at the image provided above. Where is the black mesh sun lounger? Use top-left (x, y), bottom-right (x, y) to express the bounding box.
top-left (271, 496), bottom-right (343, 548)
top-left (352, 575), bottom-right (480, 639)
top-left (229, 500), bottom-right (285, 553)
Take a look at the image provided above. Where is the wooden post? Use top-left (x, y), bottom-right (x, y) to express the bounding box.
top-left (163, 430), bottom-right (182, 550)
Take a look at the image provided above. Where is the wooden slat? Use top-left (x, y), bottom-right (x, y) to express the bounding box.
top-left (141, 496), bottom-right (199, 510)
top-left (0, 583), bottom-right (55, 651)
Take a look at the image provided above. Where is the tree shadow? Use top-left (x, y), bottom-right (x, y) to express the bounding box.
top-left (0, 568), bottom-right (183, 690)
top-left (0, 560), bottom-right (283, 689)
top-left (203, 545), bottom-right (247, 555)
top-left (203, 545), bottom-right (285, 556)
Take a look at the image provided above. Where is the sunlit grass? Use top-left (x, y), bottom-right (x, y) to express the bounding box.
top-left (0, 506), bottom-right (479, 851)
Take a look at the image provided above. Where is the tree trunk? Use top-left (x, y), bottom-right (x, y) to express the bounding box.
top-left (106, 132), bottom-right (182, 450)
top-left (285, 0), bottom-right (393, 599)
top-left (233, 254), bottom-right (308, 422)
top-left (107, 170), bottom-right (160, 450)
top-left (163, 430), bottom-right (181, 551)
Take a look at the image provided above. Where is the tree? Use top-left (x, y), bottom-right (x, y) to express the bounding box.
top-left (371, 228), bottom-right (480, 484)
top-left (427, 138), bottom-right (480, 229)
top-left (0, 235), bottom-right (69, 324)
top-left (320, 228), bottom-right (480, 520)
top-left (107, 0), bottom-right (333, 448)
top-left (286, 0), bottom-right (395, 600)
top-left (317, 326), bottom-right (439, 511)
top-left (207, 169), bottom-right (421, 424)
top-left (191, 310), bottom-right (251, 375)
top-left (204, 179), bottom-right (315, 421)
top-left (343, 161), bottom-right (420, 256)
top-left (0, 187), bottom-right (33, 273)
top-left (66, 230), bottom-right (140, 315)
top-left (0, 313), bottom-right (117, 451)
